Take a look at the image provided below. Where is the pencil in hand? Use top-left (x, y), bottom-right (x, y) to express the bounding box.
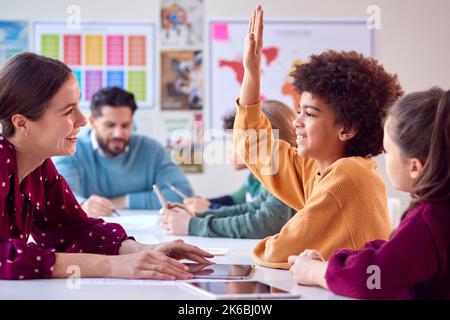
top-left (165, 182), bottom-right (188, 199)
top-left (90, 188), bottom-right (121, 216)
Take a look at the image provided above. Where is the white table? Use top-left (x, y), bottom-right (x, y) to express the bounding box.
top-left (0, 210), bottom-right (348, 300)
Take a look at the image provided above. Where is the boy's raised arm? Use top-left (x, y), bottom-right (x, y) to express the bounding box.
top-left (239, 5), bottom-right (263, 106)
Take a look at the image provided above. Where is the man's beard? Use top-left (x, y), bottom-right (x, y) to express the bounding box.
top-left (96, 134), bottom-right (129, 157)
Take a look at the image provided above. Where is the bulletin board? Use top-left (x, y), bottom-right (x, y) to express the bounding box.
top-left (33, 21), bottom-right (156, 108)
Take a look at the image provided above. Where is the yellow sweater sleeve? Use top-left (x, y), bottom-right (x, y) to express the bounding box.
top-left (251, 163), bottom-right (390, 269)
top-left (233, 101), bottom-right (317, 211)
top-left (252, 185), bottom-right (350, 269)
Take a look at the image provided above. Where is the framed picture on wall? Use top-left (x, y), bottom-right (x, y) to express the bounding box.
top-left (160, 0), bottom-right (204, 48)
top-left (160, 50), bottom-right (203, 111)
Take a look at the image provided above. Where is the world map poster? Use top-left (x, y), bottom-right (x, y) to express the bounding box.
top-left (208, 19), bottom-right (374, 131)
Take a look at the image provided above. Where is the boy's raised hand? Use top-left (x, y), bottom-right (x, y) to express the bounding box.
top-left (239, 5), bottom-right (264, 106)
top-left (243, 5), bottom-right (263, 73)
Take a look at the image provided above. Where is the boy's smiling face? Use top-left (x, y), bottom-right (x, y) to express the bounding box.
top-left (293, 92), bottom-right (350, 165)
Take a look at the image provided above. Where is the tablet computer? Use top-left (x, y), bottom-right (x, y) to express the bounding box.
top-left (184, 263), bottom-right (254, 279)
top-left (180, 281), bottom-right (301, 300)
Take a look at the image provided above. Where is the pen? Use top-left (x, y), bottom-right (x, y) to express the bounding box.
top-left (90, 188), bottom-right (121, 216)
top-left (111, 208), bottom-right (121, 217)
top-left (153, 184), bottom-right (168, 209)
top-left (165, 182), bottom-right (188, 200)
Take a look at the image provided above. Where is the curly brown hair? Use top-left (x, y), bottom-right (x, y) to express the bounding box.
top-left (293, 50), bottom-right (403, 157)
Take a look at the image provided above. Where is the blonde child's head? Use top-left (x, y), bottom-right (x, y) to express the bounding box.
top-left (223, 100), bottom-right (296, 169)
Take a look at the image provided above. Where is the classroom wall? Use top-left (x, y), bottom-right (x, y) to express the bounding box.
top-left (1, 0), bottom-right (449, 210)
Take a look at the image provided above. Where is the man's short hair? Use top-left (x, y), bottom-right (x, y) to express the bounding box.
top-left (90, 87), bottom-right (138, 117)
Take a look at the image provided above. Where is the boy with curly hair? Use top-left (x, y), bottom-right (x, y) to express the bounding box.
top-left (233, 6), bottom-right (404, 269)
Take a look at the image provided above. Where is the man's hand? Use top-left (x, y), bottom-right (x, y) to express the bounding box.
top-left (110, 195), bottom-right (126, 210)
top-left (81, 194), bottom-right (116, 217)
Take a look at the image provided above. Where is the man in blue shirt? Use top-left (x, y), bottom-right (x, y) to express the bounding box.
top-left (54, 87), bottom-right (193, 216)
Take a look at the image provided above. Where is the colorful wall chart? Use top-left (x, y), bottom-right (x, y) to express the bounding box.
top-left (33, 22), bottom-right (156, 108)
top-left (208, 19), bottom-right (374, 131)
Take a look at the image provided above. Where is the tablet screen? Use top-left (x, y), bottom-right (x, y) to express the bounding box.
top-left (184, 263), bottom-right (254, 279)
top-left (182, 281), bottom-right (300, 299)
top-left (190, 281), bottom-right (279, 294)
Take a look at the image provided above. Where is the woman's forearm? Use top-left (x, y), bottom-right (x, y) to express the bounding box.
top-left (51, 252), bottom-right (111, 278)
top-left (118, 239), bottom-right (146, 255)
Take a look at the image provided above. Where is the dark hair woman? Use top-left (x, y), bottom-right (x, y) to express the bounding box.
top-left (0, 52), bottom-right (212, 280)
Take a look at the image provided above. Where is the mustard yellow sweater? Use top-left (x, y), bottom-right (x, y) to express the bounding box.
top-left (233, 101), bottom-right (392, 269)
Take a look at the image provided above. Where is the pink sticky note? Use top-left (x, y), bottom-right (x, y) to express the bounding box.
top-left (212, 23), bottom-right (229, 41)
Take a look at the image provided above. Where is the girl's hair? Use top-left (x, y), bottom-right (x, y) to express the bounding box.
top-left (389, 87), bottom-right (450, 212)
top-left (222, 100), bottom-right (297, 146)
top-left (0, 52), bottom-right (72, 138)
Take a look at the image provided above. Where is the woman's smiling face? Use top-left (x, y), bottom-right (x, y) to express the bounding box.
top-left (26, 74), bottom-right (87, 158)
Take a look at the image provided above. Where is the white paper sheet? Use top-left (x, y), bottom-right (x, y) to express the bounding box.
top-left (202, 247), bottom-right (232, 256)
top-left (80, 278), bottom-right (179, 286)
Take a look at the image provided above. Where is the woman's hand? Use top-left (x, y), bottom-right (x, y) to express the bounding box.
top-left (115, 239), bottom-right (214, 279)
top-left (151, 239), bottom-right (214, 264)
top-left (160, 207), bottom-right (194, 236)
top-left (183, 197), bottom-right (210, 213)
top-left (239, 5), bottom-right (264, 106)
top-left (288, 250), bottom-right (329, 289)
top-left (118, 239), bottom-right (146, 255)
top-left (120, 238), bottom-right (213, 264)
top-left (107, 250), bottom-right (194, 280)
